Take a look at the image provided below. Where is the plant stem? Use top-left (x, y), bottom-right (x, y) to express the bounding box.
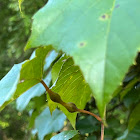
top-left (40, 80), bottom-right (54, 96)
top-left (101, 123), bottom-right (104, 140)
top-left (77, 109), bottom-right (102, 122)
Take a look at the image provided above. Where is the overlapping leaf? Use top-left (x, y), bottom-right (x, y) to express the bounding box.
top-left (25, 0), bottom-right (140, 117)
top-left (35, 107), bottom-right (66, 140)
top-left (48, 57), bottom-right (91, 128)
top-left (0, 46), bottom-right (52, 109)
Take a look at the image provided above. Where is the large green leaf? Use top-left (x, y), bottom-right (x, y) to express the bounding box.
top-left (35, 107), bottom-right (66, 140)
top-left (0, 46), bottom-right (52, 109)
top-left (50, 130), bottom-right (78, 140)
top-left (128, 102), bottom-right (140, 130)
top-left (48, 58), bottom-right (91, 128)
top-left (25, 0), bottom-right (140, 117)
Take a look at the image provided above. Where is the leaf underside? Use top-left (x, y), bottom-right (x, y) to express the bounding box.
top-left (25, 0), bottom-right (140, 117)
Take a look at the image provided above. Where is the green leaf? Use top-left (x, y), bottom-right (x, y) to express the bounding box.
top-left (50, 130), bottom-right (78, 140)
top-left (0, 46), bottom-right (52, 110)
top-left (48, 58), bottom-right (91, 128)
top-left (25, 0), bottom-right (140, 117)
top-left (128, 102), bottom-right (140, 130)
top-left (16, 50), bottom-right (57, 111)
top-left (87, 135), bottom-right (97, 140)
top-left (35, 107), bottom-right (66, 140)
top-left (18, 0), bottom-right (24, 12)
top-left (16, 71), bottom-right (51, 111)
top-left (126, 123), bottom-right (140, 140)
top-left (0, 63), bottom-right (23, 107)
top-left (76, 116), bottom-right (98, 135)
top-left (51, 54), bottom-right (67, 84)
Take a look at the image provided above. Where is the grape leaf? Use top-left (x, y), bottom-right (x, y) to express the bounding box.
top-left (50, 130), bottom-right (78, 140)
top-left (48, 58), bottom-right (91, 128)
top-left (35, 107), bottom-right (66, 140)
top-left (0, 46), bottom-right (52, 110)
top-left (25, 0), bottom-right (140, 117)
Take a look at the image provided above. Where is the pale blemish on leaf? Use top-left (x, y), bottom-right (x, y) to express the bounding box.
top-left (115, 4), bottom-right (120, 9)
top-left (19, 80), bottom-right (25, 83)
top-left (78, 41), bottom-right (87, 48)
top-left (99, 14), bottom-right (110, 21)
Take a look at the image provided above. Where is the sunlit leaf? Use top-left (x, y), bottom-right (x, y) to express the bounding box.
top-left (48, 58), bottom-right (91, 128)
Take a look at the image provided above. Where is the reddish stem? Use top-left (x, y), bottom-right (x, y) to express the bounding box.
top-left (40, 80), bottom-right (54, 96)
top-left (77, 109), bottom-right (102, 123)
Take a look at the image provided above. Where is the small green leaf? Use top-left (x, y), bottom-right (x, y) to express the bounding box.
top-left (48, 58), bottom-right (91, 128)
top-left (35, 107), bottom-right (66, 140)
top-left (0, 46), bottom-right (52, 109)
top-left (128, 102), bottom-right (140, 130)
top-left (26, 0), bottom-right (140, 117)
top-left (16, 49), bottom-right (57, 111)
top-left (50, 130), bottom-right (78, 140)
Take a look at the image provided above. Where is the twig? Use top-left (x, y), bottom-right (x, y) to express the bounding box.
top-left (77, 109), bottom-right (102, 122)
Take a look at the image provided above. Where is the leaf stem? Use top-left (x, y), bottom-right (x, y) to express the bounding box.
top-left (77, 109), bottom-right (102, 122)
top-left (101, 123), bottom-right (104, 140)
top-left (40, 80), bottom-right (54, 96)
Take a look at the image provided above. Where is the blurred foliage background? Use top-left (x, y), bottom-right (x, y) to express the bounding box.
top-left (0, 0), bottom-right (48, 139)
top-left (0, 0), bottom-right (140, 140)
